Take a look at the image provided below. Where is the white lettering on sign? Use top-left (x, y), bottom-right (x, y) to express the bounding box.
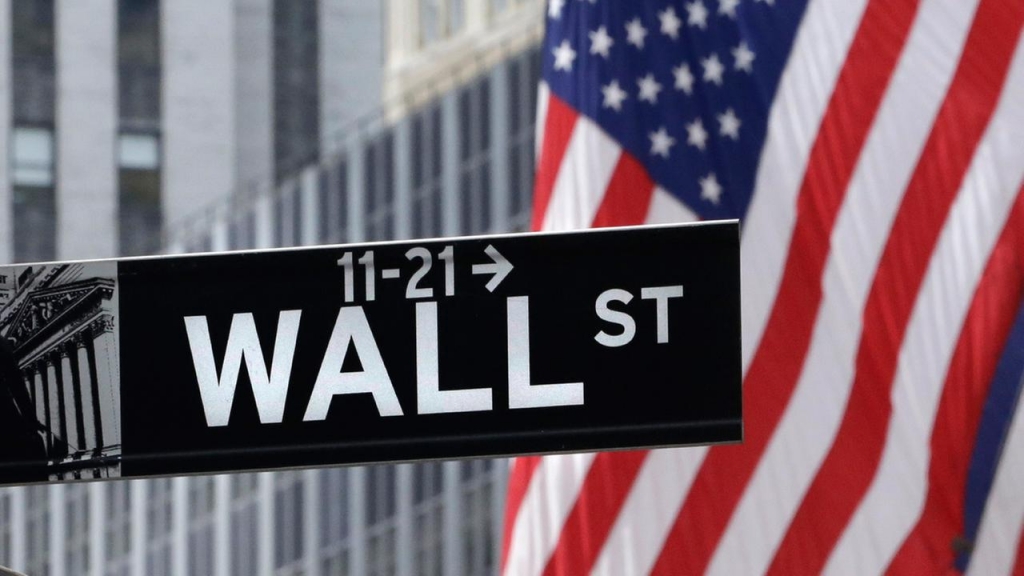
top-left (594, 285), bottom-right (684, 347)
top-left (184, 296), bottom-right (589, 426)
top-left (337, 245), bottom-right (509, 303)
top-left (642, 285), bottom-right (684, 343)
top-left (416, 301), bottom-right (493, 414)
top-left (184, 311), bottom-right (302, 427)
top-left (594, 289), bottom-right (636, 347)
top-left (507, 296), bottom-right (585, 409)
top-left (303, 306), bottom-right (404, 420)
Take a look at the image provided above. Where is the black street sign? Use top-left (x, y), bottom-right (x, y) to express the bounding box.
top-left (0, 221), bottom-right (741, 485)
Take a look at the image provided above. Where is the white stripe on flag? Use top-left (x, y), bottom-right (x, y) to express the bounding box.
top-left (589, 447), bottom-right (708, 576)
top-left (706, 1), bottom-right (975, 572)
top-left (966, 399), bottom-right (1024, 575)
top-left (826, 33), bottom-right (1024, 575)
top-left (644, 187), bottom-right (697, 225)
top-left (541, 117), bottom-right (622, 231)
top-left (739, 0), bottom-right (871, 374)
top-left (502, 453), bottom-right (596, 576)
top-left (535, 81), bottom-right (551, 163)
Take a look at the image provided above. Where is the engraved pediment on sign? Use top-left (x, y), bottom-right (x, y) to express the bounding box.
top-left (3, 278), bottom-right (116, 349)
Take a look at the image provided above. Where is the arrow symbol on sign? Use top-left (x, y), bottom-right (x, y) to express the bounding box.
top-left (472, 245), bottom-right (513, 292)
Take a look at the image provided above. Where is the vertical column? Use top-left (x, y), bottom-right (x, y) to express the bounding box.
top-left (303, 469), bottom-right (321, 576)
top-left (280, 180), bottom-right (297, 247)
top-left (214, 475), bottom-right (231, 576)
top-left (90, 317), bottom-right (120, 451)
top-left (385, 0), bottom-right (418, 69)
top-left (489, 63), bottom-right (511, 233)
top-left (258, 473), bottom-right (274, 576)
top-left (442, 461), bottom-right (464, 576)
top-left (31, 367), bottom-right (46, 431)
top-left (38, 364), bottom-right (53, 453)
top-left (55, 0), bottom-right (117, 260)
top-left (0, 0), bottom-right (11, 263)
top-left (172, 477), bottom-right (189, 576)
top-left (441, 92), bottom-right (461, 237)
top-left (130, 480), bottom-right (148, 576)
top-left (465, 0), bottom-right (488, 32)
top-left (210, 217), bottom-right (230, 252)
top-left (491, 459), bottom-right (509, 565)
top-left (163, 0), bottom-right (236, 226)
top-left (348, 467), bottom-right (367, 576)
top-left (73, 336), bottom-right (97, 453)
top-left (324, 160), bottom-right (344, 243)
top-left (395, 464), bottom-right (414, 576)
top-left (49, 484), bottom-right (66, 576)
top-left (77, 338), bottom-right (102, 451)
top-left (346, 140), bottom-right (366, 243)
top-left (254, 194), bottom-right (274, 249)
top-left (300, 166), bottom-right (320, 246)
top-left (58, 345), bottom-right (79, 453)
top-left (320, 0), bottom-right (383, 159)
top-left (10, 488), bottom-right (27, 571)
top-left (235, 0), bottom-right (274, 191)
top-left (392, 117), bottom-right (413, 240)
top-left (88, 482), bottom-right (105, 576)
top-left (45, 355), bottom-right (64, 454)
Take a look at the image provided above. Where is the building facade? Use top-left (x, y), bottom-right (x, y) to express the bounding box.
top-left (0, 0), bottom-right (544, 574)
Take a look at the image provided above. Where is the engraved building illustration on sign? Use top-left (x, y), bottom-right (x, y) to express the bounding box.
top-left (0, 263), bottom-right (121, 481)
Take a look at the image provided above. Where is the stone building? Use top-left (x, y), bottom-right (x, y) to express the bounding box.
top-left (0, 1), bottom-right (544, 575)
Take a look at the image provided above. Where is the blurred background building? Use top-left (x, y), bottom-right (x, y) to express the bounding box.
top-left (0, 0), bottom-right (544, 574)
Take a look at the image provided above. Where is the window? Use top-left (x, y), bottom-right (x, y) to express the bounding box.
top-left (418, 0), bottom-right (467, 48)
top-left (273, 472), bottom-right (305, 574)
top-left (118, 133), bottom-right (162, 256)
top-left (231, 475), bottom-right (260, 576)
top-left (274, 0), bottom-right (320, 182)
top-left (12, 0), bottom-right (55, 125)
top-left (118, 0), bottom-right (160, 131)
top-left (11, 0), bottom-right (56, 263)
top-left (0, 494), bottom-right (10, 565)
top-left (118, 0), bottom-right (162, 256)
top-left (65, 485), bottom-right (91, 576)
top-left (12, 127), bottom-right (57, 262)
top-left (188, 477), bottom-right (216, 576)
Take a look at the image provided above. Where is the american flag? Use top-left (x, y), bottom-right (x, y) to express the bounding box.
top-left (502, 0), bottom-right (1024, 574)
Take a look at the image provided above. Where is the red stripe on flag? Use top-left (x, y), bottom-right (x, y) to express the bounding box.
top-left (540, 451), bottom-right (649, 576)
top-left (590, 152), bottom-right (656, 228)
top-left (501, 456), bottom-right (543, 574)
top-left (648, 1), bottom-right (921, 573)
top-left (1014, 526), bottom-right (1024, 576)
top-left (769, 4), bottom-right (1024, 573)
top-left (886, 184), bottom-right (1024, 574)
top-left (531, 95), bottom-right (579, 230)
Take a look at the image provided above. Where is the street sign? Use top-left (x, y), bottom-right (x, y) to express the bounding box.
top-left (0, 221), bottom-right (740, 485)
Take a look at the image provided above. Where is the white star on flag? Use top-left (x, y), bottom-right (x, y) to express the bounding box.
top-left (637, 73), bottom-right (663, 103)
top-left (589, 26), bottom-right (614, 58)
top-left (649, 127), bottom-right (675, 157)
top-left (548, 0), bottom-right (565, 19)
top-left (686, 118), bottom-right (708, 150)
top-left (718, 0), bottom-right (740, 18)
top-left (686, 0), bottom-right (709, 29)
top-left (625, 18), bottom-right (648, 49)
top-left (733, 42), bottom-right (756, 72)
top-left (673, 63), bottom-right (695, 94)
top-left (699, 172), bottom-right (722, 204)
top-left (552, 40), bottom-right (577, 71)
top-left (601, 80), bottom-right (628, 111)
top-left (659, 7), bottom-right (683, 39)
top-left (702, 53), bottom-right (725, 85)
top-left (718, 108), bottom-right (741, 139)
